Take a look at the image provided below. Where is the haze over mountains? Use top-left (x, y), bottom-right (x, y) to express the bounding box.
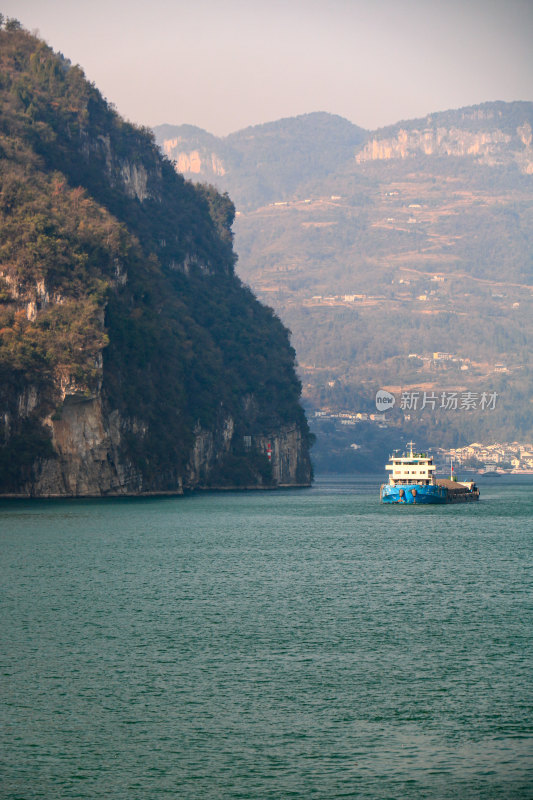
top-left (155, 113), bottom-right (368, 210)
top-left (155, 104), bottom-right (533, 463)
top-left (154, 103), bottom-right (533, 211)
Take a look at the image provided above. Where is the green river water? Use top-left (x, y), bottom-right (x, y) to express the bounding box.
top-left (1, 475), bottom-right (532, 799)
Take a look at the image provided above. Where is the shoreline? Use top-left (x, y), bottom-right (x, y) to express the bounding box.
top-left (0, 482), bottom-right (313, 500)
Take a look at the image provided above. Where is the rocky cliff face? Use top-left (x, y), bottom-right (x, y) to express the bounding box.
top-left (356, 127), bottom-right (510, 162)
top-left (7, 388), bottom-right (310, 497)
top-left (354, 106), bottom-right (533, 174)
top-left (162, 140), bottom-right (227, 178)
top-left (0, 24), bottom-right (312, 496)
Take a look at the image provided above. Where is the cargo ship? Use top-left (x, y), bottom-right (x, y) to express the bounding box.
top-left (380, 442), bottom-right (479, 504)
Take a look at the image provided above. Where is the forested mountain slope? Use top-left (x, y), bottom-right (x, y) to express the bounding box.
top-left (0, 21), bottom-right (312, 495)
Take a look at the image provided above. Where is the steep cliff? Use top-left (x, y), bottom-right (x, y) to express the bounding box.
top-left (157, 125), bottom-right (228, 179)
top-left (0, 24), bottom-right (312, 495)
top-left (355, 102), bottom-right (533, 173)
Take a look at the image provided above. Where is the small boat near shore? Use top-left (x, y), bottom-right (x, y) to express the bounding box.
top-left (380, 442), bottom-right (479, 504)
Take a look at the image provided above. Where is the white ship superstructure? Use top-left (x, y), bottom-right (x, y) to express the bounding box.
top-left (385, 442), bottom-right (436, 486)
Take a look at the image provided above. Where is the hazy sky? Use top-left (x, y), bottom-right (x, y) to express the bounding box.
top-left (4, 0), bottom-right (533, 136)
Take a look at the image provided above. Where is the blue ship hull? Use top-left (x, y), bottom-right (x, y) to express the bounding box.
top-left (381, 483), bottom-right (448, 504)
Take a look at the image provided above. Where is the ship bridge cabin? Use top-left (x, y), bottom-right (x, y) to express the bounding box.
top-left (385, 442), bottom-right (436, 486)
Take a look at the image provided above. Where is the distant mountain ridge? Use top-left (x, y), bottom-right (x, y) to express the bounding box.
top-left (154, 112), bottom-right (367, 209)
top-left (154, 102), bottom-right (533, 210)
top-left (374, 101), bottom-right (533, 137)
top-left (154, 101), bottom-right (533, 452)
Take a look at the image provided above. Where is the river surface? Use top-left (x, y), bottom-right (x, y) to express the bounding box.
top-left (1, 475), bottom-right (532, 799)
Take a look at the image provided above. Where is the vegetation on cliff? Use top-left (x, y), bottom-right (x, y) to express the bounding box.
top-left (0, 21), bottom-right (312, 493)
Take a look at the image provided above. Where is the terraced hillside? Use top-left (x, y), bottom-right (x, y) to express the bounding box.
top-left (156, 104), bottom-right (533, 452)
